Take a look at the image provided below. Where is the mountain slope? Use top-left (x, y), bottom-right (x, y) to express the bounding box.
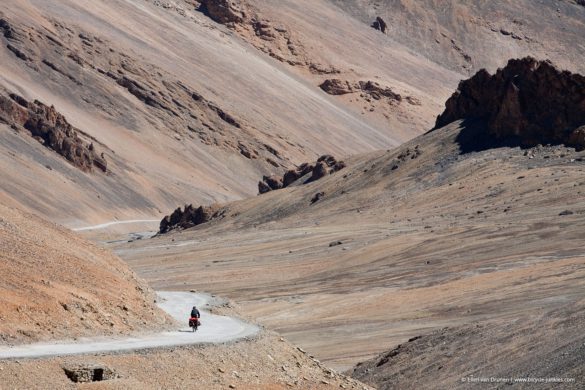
top-left (329, 0), bottom-right (585, 75)
top-left (0, 203), bottom-right (173, 345)
top-left (118, 60), bottom-right (585, 371)
top-left (0, 0), bottom-right (461, 227)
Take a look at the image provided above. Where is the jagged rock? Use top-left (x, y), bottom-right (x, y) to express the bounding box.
top-left (254, 20), bottom-right (276, 40)
top-left (258, 155), bottom-right (346, 194)
top-left (319, 79), bottom-right (354, 95)
top-left (0, 18), bottom-right (15, 39)
top-left (258, 175), bottom-right (283, 194)
top-left (0, 92), bottom-right (107, 172)
top-left (435, 57), bottom-right (585, 150)
top-left (159, 204), bottom-right (227, 233)
top-left (199, 0), bottom-right (247, 25)
top-left (311, 192), bottom-right (325, 204)
top-left (63, 364), bottom-right (117, 383)
top-left (371, 17), bottom-right (387, 34)
top-left (309, 161), bottom-right (328, 182)
top-left (283, 163), bottom-right (314, 187)
top-left (358, 81), bottom-right (402, 102)
top-left (320, 79), bottom-right (404, 103)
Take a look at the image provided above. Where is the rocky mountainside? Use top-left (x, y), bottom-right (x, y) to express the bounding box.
top-left (1, 0), bottom-right (584, 227)
top-left (329, 0), bottom-right (585, 75)
top-left (2, 0), bottom-right (585, 388)
top-left (2, 0), bottom-right (438, 226)
top-left (119, 60), bottom-right (585, 376)
top-left (0, 204), bottom-right (173, 345)
top-left (0, 90), bottom-right (107, 172)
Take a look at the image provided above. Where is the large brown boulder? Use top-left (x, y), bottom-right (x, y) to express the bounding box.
top-left (199, 0), bottom-right (247, 25)
top-left (319, 79), bottom-right (354, 95)
top-left (434, 57), bottom-right (585, 150)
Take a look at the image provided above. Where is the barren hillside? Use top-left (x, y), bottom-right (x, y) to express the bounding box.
top-left (329, 0), bottom-right (585, 75)
top-left (3, 0), bottom-right (583, 229)
top-left (1, 0), bottom-right (585, 388)
top-left (0, 203), bottom-right (173, 345)
top-left (0, 0), bottom-right (461, 227)
top-left (119, 59), bottom-right (585, 376)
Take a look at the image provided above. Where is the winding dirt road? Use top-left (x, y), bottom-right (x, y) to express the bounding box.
top-left (71, 219), bottom-right (160, 232)
top-left (0, 292), bottom-right (259, 359)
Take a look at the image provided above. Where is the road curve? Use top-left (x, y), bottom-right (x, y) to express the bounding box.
top-left (0, 292), bottom-right (259, 359)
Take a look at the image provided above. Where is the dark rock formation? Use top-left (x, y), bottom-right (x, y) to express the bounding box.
top-left (283, 163), bottom-right (314, 187)
top-left (319, 79), bottom-right (354, 95)
top-left (258, 155), bottom-right (346, 194)
top-left (0, 92), bottom-right (107, 172)
top-left (434, 57), bottom-right (585, 151)
top-left (63, 364), bottom-right (117, 383)
top-left (258, 175), bottom-right (283, 193)
top-left (198, 0), bottom-right (246, 26)
top-left (358, 81), bottom-right (402, 101)
top-left (310, 191), bottom-right (325, 204)
top-left (0, 18), bottom-right (16, 39)
top-left (320, 79), bottom-right (404, 103)
top-left (159, 204), bottom-right (227, 234)
top-left (371, 17), bottom-right (387, 34)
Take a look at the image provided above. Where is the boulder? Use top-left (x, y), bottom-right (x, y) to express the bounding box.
top-left (199, 0), bottom-right (246, 25)
top-left (319, 79), bottom-right (354, 95)
top-left (371, 17), bottom-right (387, 33)
top-left (258, 175), bottom-right (283, 194)
top-left (63, 364), bottom-right (117, 383)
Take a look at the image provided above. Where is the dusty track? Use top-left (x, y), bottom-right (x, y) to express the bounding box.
top-left (0, 292), bottom-right (259, 359)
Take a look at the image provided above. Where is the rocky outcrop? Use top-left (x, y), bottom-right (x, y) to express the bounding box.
top-left (258, 155), bottom-right (346, 194)
top-left (371, 17), bottom-right (387, 33)
top-left (435, 57), bottom-right (585, 150)
top-left (63, 364), bottom-right (117, 383)
top-left (0, 92), bottom-right (107, 172)
top-left (319, 79), bottom-right (355, 95)
top-left (358, 81), bottom-right (402, 101)
top-left (0, 14), bottom-right (281, 168)
top-left (198, 0), bottom-right (246, 26)
top-left (320, 79), bottom-right (409, 103)
top-left (197, 0), bottom-right (335, 71)
top-left (159, 204), bottom-right (227, 233)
